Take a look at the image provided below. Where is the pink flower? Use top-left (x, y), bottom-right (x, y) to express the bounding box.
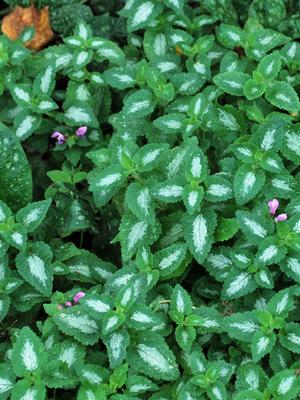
top-left (51, 131), bottom-right (65, 145)
top-left (65, 301), bottom-right (72, 307)
top-left (76, 126), bottom-right (87, 137)
top-left (275, 213), bottom-right (288, 222)
top-left (268, 199), bottom-right (279, 215)
top-left (73, 291), bottom-right (85, 303)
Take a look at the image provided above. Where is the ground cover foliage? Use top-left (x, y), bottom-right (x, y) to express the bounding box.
top-left (1, 0), bottom-right (300, 399)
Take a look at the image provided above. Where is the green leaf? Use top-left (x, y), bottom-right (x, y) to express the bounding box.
top-left (257, 51), bottom-right (281, 80)
top-left (164, 0), bottom-right (184, 14)
top-left (217, 24), bottom-right (245, 48)
top-left (127, 1), bottom-right (163, 32)
top-left (282, 126), bottom-right (300, 164)
top-left (213, 72), bottom-right (250, 96)
top-left (125, 183), bottom-right (155, 222)
top-left (153, 113), bottom-right (185, 133)
top-left (170, 284), bottom-right (192, 318)
top-left (128, 304), bottom-right (160, 330)
top-left (53, 307), bottom-right (101, 345)
top-left (243, 79), bottom-right (266, 100)
top-left (127, 332), bottom-right (179, 381)
top-left (236, 210), bottom-right (273, 245)
top-left (268, 369), bottom-right (300, 400)
top-left (10, 84), bottom-right (32, 107)
top-left (2, 223), bottom-right (27, 251)
top-left (233, 390), bottom-right (264, 400)
top-left (122, 89), bottom-right (155, 118)
top-left (11, 380), bottom-right (46, 400)
top-left (16, 199), bottom-right (51, 233)
top-left (185, 148), bottom-right (208, 183)
top-left (280, 253), bottom-right (300, 282)
top-left (126, 374), bottom-right (158, 394)
top-left (0, 295), bottom-right (10, 321)
top-left (251, 331), bottom-right (276, 362)
top-left (75, 20), bottom-right (92, 42)
top-left (11, 327), bottom-right (46, 377)
top-left (225, 312), bottom-right (259, 342)
top-left (64, 102), bottom-right (99, 128)
top-left (279, 323), bottom-right (300, 354)
top-left (16, 241), bottom-right (53, 296)
top-left (154, 242), bottom-right (187, 279)
top-left (215, 218), bottom-right (239, 242)
top-left (234, 165), bottom-right (265, 205)
top-left (184, 211), bottom-right (217, 264)
top-left (205, 175), bottom-right (233, 202)
top-left (222, 271), bottom-right (256, 300)
top-left (134, 143), bottom-right (169, 172)
top-left (0, 126), bottom-right (32, 211)
top-left (102, 311), bottom-right (126, 335)
top-left (103, 67), bottom-right (136, 90)
top-left (236, 362), bottom-right (267, 391)
top-left (81, 293), bottom-right (113, 319)
top-left (265, 82), bottom-right (300, 113)
top-left (88, 164), bottom-right (126, 208)
top-left (183, 186), bottom-right (203, 215)
top-left (13, 112), bottom-right (42, 141)
top-left (33, 64), bottom-right (56, 97)
top-left (256, 237), bottom-right (287, 266)
top-left (0, 201), bottom-right (11, 223)
top-left (268, 289), bottom-right (294, 317)
top-left (175, 326), bottom-right (196, 353)
top-left (95, 39), bottom-right (126, 65)
top-left (73, 49), bottom-right (93, 69)
top-left (252, 119), bottom-right (285, 152)
top-left (152, 181), bottom-right (184, 203)
top-left (103, 329), bottom-right (130, 368)
top-left (171, 72), bottom-right (204, 95)
top-left (0, 363), bottom-right (15, 400)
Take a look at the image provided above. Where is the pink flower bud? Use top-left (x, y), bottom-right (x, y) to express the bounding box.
top-left (275, 213), bottom-right (288, 222)
top-left (268, 199), bottom-right (279, 215)
top-left (51, 131), bottom-right (65, 144)
top-left (73, 291), bottom-right (85, 303)
top-left (76, 126), bottom-right (87, 137)
top-left (65, 301), bottom-right (72, 307)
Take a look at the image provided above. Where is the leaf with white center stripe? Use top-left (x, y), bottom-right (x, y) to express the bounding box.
top-left (0, 201), bottom-right (11, 223)
top-left (16, 199), bottom-right (51, 233)
top-left (153, 180), bottom-right (184, 203)
top-left (101, 311), bottom-right (125, 336)
top-left (222, 270), bottom-right (256, 300)
top-left (243, 79), bottom-right (266, 100)
top-left (261, 152), bottom-right (285, 174)
top-left (268, 369), bottom-right (299, 400)
top-left (88, 164), bottom-right (125, 208)
top-left (225, 312), bottom-right (259, 342)
top-left (75, 363), bottom-right (108, 386)
top-left (0, 364), bottom-right (14, 399)
top-left (255, 267), bottom-right (273, 289)
top-left (268, 175), bottom-right (295, 199)
top-left (207, 382), bottom-right (228, 400)
top-left (280, 253), bottom-right (300, 282)
top-left (81, 294), bottom-right (113, 319)
top-left (125, 182), bottom-right (155, 222)
top-left (103, 66), bottom-right (136, 90)
top-left (128, 332), bottom-right (179, 381)
top-left (279, 322), bottom-right (300, 354)
top-left (74, 20), bottom-right (92, 41)
top-left (127, 1), bottom-right (163, 32)
top-left (230, 141), bottom-right (257, 164)
top-left (73, 49), bottom-right (93, 69)
top-left (257, 51), bottom-right (281, 80)
top-left (213, 71), bottom-right (250, 96)
top-left (64, 102), bottom-right (98, 128)
top-left (118, 214), bottom-right (160, 261)
top-left (233, 390), bottom-right (264, 400)
top-left (265, 81), bottom-right (300, 113)
top-left (33, 64), bottom-right (56, 97)
top-left (134, 143), bottom-right (169, 172)
top-left (188, 305), bottom-right (222, 333)
top-left (13, 112), bottom-right (42, 141)
top-left (217, 23), bottom-right (245, 49)
top-left (0, 295), bottom-right (10, 321)
top-left (188, 93), bottom-right (207, 119)
top-left (153, 113), bottom-right (185, 133)
top-left (11, 84), bottom-right (32, 106)
top-left (164, 0), bottom-right (184, 14)
top-left (171, 72), bottom-right (203, 95)
top-left (268, 289), bottom-right (293, 317)
top-left (236, 363), bottom-right (267, 391)
top-left (251, 331), bottom-right (276, 362)
top-left (282, 125), bottom-right (300, 164)
top-left (183, 185), bottom-right (203, 215)
top-left (77, 385), bottom-right (105, 400)
top-left (170, 284), bottom-right (192, 323)
top-left (128, 304), bottom-right (159, 330)
top-left (53, 307), bottom-right (101, 345)
top-left (236, 210), bottom-right (273, 245)
top-left (2, 223), bottom-right (27, 251)
top-left (11, 380), bottom-right (46, 400)
top-left (203, 247), bottom-right (232, 281)
top-left (126, 374), bottom-right (158, 394)
top-left (143, 31), bottom-right (168, 59)
top-left (175, 326), bottom-right (196, 353)
top-left (122, 89), bottom-right (155, 118)
top-left (185, 148), bottom-right (208, 183)
top-left (205, 175), bottom-right (233, 202)
top-left (234, 165), bottom-right (265, 205)
top-left (11, 326), bottom-right (45, 377)
top-left (103, 329), bottom-right (130, 368)
top-left (16, 241), bottom-right (53, 296)
top-left (184, 210), bottom-right (217, 264)
top-left (154, 242), bottom-right (187, 279)
top-left (95, 40), bottom-right (126, 65)
top-left (63, 35), bottom-right (83, 47)
top-left (256, 237), bottom-right (286, 267)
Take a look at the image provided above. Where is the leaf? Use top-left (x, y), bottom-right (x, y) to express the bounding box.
top-left (11, 380), bottom-right (46, 400)
top-left (16, 241), bottom-right (53, 296)
top-left (0, 295), bottom-right (10, 321)
top-left (74, 20), bottom-right (92, 42)
top-left (184, 210), bottom-right (217, 264)
top-left (268, 289), bottom-right (294, 317)
top-left (280, 253), bottom-right (300, 282)
top-left (103, 329), bottom-right (130, 368)
top-left (185, 148), bottom-right (208, 183)
top-left (225, 312), bottom-right (259, 342)
top-left (1, 4), bottom-right (54, 50)
top-left (175, 326), bottom-right (196, 353)
top-left (278, 322), bottom-right (300, 357)
top-left (0, 364), bottom-right (15, 400)
top-left (128, 304), bottom-right (160, 331)
top-left (33, 64), bottom-right (56, 97)
top-left (243, 79), bottom-right (266, 100)
top-left (126, 374), bottom-right (158, 394)
top-left (265, 82), bottom-right (300, 113)
top-left (64, 102), bottom-right (99, 128)
top-left (234, 165), bottom-right (265, 205)
top-left (0, 126), bottom-right (32, 211)
top-left (125, 182), bottom-right (155, 223)
top-left (153, 113), bottom-right (185, 133)
top-left (251, 331), bottom-right (276, 362)
top-left (102, 312), bottom-right (126, 336)
top-left (13, 112), bottom-right (42, 141)
top-left (81, 293), bottom-right (113, 319)
top-left (236, 363), bottom-right (267, 391)
top-left (213, 72), bottom-right (250, 96)
top-left (215, 218), bottom-right (239, 242)
top-left (217, 23), bottom-right (245, 48)
top-left (257, 51), bottom-right (281, 80)
top-left (236, 210), bottom-right (273, 245)
top-left (122, 89), bottom-right (155, 118)
top-left (256, 237), bottom-right (287, 266)
top-left (127, 1), bottom-right (163, 32)
top-left (171, 72), bottom-right (204, 95)
top-left (2, 223), bottom-right (27, 251)
top-left (134, 143), bottom-right (169, 172)
top-left (11, 327), bottom-right (45, 377)
top-left (170, 284), bottom-right (192, 318)
top-left (152, 181), bottom-right (184, 203)
top-left (53, 307), bottom-right (101, 345)
top-left (73, 49), bottom-right (93, 70)
top-left (88, 164), bottom-right (126, 208)
top-left (16, 199), bottom-right (51, 233)
top-left (268, 369), bottom-right (300, 400)
top-left (164, 0), bottom-right (184, 14)
top-left (94, 39), bottom-right (126, 65)
top-left (103, 67), bottom-right (136, 90)
top-left (252, 119), bottom-right (285, 152)
top-left (282, 126), bottom-right (300, 164)
top-left (222, 271), bottom-right (256, 300)
top-left (183, 186), bottom-right (203, 215)
top-left (154, 242), bottom-right (187, 279)
top-left (205, 176), bottom-right (233, 202)
top-left (127, 332), bottom-right (179, 381)
top-left (10, 85), bottom-right (32, 108)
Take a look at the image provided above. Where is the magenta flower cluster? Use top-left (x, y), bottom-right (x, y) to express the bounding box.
top-left (268, 199), bottom-right (288, 222)
top-left (57, 291), bottom-right (85, 310)
top-left (51, 126), bottom-right (87, 144)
